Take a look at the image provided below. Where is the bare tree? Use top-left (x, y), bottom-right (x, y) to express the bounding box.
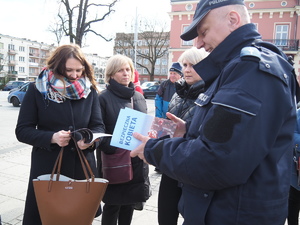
top-left (114, 20), bottom-right (169, 81)
top-left (48, 18), bottom-right (65, 45)
top-left (56, 0), bottom-right (119, 47)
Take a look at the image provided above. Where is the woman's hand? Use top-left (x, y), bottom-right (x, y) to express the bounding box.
top-left (51, 130), bottom-right (71, 147)
top-left (77, 139), bottom-right (95, 150)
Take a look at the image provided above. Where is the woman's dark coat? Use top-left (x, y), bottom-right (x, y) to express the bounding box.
top-left (97, 79), bottom-right (150, 205)
top-left (15, 83), bottom-right (105, 225)
top-left (168, 79), bottom-right (205, 121)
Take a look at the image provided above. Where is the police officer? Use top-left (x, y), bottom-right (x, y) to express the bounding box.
top-left (131, 0), bottom-right (298, 224)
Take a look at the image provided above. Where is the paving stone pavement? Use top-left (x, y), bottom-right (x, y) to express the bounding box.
top-left (0, 144), bottom-right (185, 225)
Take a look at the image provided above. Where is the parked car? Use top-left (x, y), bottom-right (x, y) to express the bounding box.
top-left (3, 81), bottom-right (25, 91)
top-left (7, 82), bottom-right (32, 107)
top-left (141, 81), bottom-right (159, 90)
top-left (9, 81), bottom-right (30, 94)
top-left (143, 85), bottom-right (159, 99)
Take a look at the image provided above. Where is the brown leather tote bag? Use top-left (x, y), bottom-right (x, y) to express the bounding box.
top-left (33, 139), bottom-right (108, 225)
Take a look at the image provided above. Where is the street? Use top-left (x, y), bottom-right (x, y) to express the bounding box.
top-left (0, 91), bottom-right (28, 155)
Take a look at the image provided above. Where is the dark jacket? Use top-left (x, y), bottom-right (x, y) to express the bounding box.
top-left (16, 83), bottom-right (105, 225)
top-left (97, 79), bottom-right (150, 205)
top-left (155, 79), bottom-right (176, 118)
top-left (291, 108), bottom-right (300, 190)
top-left (143, 23), bottom-right (297, 224)
top-left (168, 79), bottom-right (205, 121)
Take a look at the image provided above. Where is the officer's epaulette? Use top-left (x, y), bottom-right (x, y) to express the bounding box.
top-left (240, 46), bottom-right (261, 62)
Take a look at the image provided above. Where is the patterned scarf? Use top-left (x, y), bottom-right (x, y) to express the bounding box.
top-left (35, 69), bottom-right (91, 103)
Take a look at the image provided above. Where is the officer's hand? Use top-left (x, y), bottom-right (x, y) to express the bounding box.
top-left (130, 132), bottom-right (150, 164)
top-left (166, 112), bottom-right (186, 137)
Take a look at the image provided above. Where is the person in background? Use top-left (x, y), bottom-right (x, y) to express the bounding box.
top-left (96, 54), bottom-right (150, 225)
top-left (134, 69), bottom-right (143, 95)
top-left (155, 62), bottom-right (182, 119)
top-left (157, 47), bottom-right (208, 225)
top-left (288, 108), bottom-right (300, 225)
top-left (154, 62), bottom-right (182, 173)
top-left (15, 44), bottom-right (105, 225)
top-left (131, 0), bottom-right (299, 224)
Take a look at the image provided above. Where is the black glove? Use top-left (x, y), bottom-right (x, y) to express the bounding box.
top-left (98, 137), bottom-right (117, 154)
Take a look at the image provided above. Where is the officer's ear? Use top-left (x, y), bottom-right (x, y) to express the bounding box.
top-left (227, 10), bottom-right (241, 31)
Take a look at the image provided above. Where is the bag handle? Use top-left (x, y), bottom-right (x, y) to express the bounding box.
top-left (50, 147), bottom-right (64, 181)
top-left (73, 136), bottom-right (95, 182)
top-left (48, 137), bottom-right (96, 192)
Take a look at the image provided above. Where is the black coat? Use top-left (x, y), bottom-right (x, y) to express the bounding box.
top-left (97, 79), bottom-right (150, 205)
top-left (168, 79), bottom-right (205, 121)
top-left (16, 83), bottom-right (105, 225)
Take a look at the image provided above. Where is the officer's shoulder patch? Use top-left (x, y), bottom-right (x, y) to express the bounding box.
top-left (240, 46), bottom-right (261, 61)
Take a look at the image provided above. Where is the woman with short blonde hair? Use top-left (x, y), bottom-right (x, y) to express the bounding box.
top-left (104, 55), bottom-right (135, 84)
top-left (97, 54), bottom-right (150, 225)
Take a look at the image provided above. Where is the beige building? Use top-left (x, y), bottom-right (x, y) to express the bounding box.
top-left (0, 34), bottom-right (108, 87)
top-left (0, 34), bottom-right (55, 85)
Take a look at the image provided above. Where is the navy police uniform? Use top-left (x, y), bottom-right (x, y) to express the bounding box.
top-left (144, 23), bottom-right (297, 224)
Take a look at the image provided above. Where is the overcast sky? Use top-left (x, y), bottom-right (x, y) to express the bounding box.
top-left (0, 0), bottom-right (171, 57)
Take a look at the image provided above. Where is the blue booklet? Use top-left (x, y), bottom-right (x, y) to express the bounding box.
top-left (110, 107), bottom-right (176, 151)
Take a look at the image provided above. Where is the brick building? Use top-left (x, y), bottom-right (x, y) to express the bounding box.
top-left (169, 0), bottom-right (300, 76)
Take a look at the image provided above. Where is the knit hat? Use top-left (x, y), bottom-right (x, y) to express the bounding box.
top-left (181, 0), bottom-right (245, 41)
top-left (169, 62), bottom-right (183, 76)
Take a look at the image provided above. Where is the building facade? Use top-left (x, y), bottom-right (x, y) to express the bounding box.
top-left (0, 34), bottom-right (108, 87)
top-left (169, 0), bottom-right (300, 76)
top-left (114, 32), bottom-right (170, 82)
top-left (0, 34), bottom-right (55, 86)
top-left (85, 53), bottom-right (109, 83)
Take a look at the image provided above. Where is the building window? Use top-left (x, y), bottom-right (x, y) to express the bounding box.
top-left (162, 59), bottom-right (167, 65)
top-left (19, 56), bottom-right (25, 62)
top-left (275, 24), bottom-right (289, 46)
top-left (0, 42), bottom-right (4, 49)
top-left (185, 3), bottom-right (193, 11)
top-left (29, 58), bottom-right (36, 63)
top-left (137, 68), bottom-right (142, 74)
top-left (19, 67), bottom-right (25, 73)
top-left (249, 2), bottom-right (255, 8)
top-left (9, 66), bottom-right (15, 72)
top-left (8, 44), bottom-right (15, 50)
top-left (143, 58), bottom-right (149, 65)
top-left (182, 25), bottom-right (194, 46)
top-left (161, 68), bottom-right (167, 75)
top-left (155, 59), bottom-right (161, 65)
top-left (281, 1), bottom-right (287, 6)
top-left (19, 46), bottom-right (25, 51)
top-left (29, 68), bottom-right (35, 74)
top-left (155, 68), bottom-right (160, 75)
top-left (9, 55), bottom-right (15, 61)
top-left (130, 49), bottom-right (134, 56)
top-left (143, 68), bottom-right (148, 74)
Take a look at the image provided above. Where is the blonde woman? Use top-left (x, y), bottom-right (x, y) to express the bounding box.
top-left (96, 55), bottom-right (150, 225)
top-left (158, 47), bottom-right (208, 225)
